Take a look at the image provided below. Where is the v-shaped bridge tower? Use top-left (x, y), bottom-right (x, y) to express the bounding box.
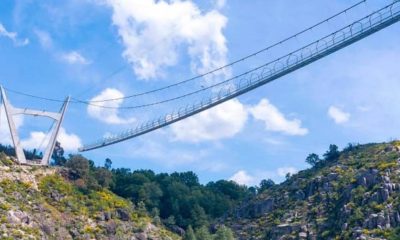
top-left (0, 86), bottom-right (69, 165)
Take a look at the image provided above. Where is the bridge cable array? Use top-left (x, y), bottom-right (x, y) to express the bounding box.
top-left (79, 0), bottom-right (400, 151)
top-left (4, 0), bottom-right (367, 108)
top-left (2, 0), bottom-right (400, 152)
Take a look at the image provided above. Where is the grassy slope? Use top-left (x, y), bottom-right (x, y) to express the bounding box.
top-left (0, 163), bottom-right (180, 240)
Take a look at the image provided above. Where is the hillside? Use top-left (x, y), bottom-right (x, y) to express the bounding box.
top-left (223, 141), bottom-right (400, 239)
top-left (2, 142), bottom-right (400, 240)
top-left (0, 157), bottom-right (179, 240)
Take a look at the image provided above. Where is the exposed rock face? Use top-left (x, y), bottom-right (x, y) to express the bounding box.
top-left (0, 166), bottom-right (179, 240)
top-left (7, 210), bottom-right (30, 225)
top-left (223, 142), bottom-right (400, 239)
top-left (116, 208), bottom-right (131, 221)
top-left (0, 165), bottom-right (56, 190)
top-left (234, 198), bottom-right (275, 218)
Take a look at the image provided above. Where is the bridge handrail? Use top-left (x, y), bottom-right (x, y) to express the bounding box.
top-left (79, 1), bottom-right (400, 152)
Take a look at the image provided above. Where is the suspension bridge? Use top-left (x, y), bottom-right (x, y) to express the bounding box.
top-left (79, 1), bottom-right (400, 151)
top-left (1, 1), bottom-right (400, 163)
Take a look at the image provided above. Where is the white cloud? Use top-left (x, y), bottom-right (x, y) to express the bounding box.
top-left (277, 167), bottom-right (297, 177)
top-left (34, 30), bottom-right (90, 66)
top-left (61, 51), bottom-right (90, 65)
top-left (34, 29), bottom-right (53, 49)
top-left (328, 106), bottom-right (350, 124)
top-left (171, 98), bottom-right (308, 142)
top-left (20, 131), bottom-right (47, 150)
top-left (105, 0), bottom-right (228, 80)
top-left (0, 23), bottom-right (29, 46)
top-left (230, 170), bottom-right (254, 186)
top-left (87, 88), bottom-right (136, 125)
top-left (214, 0), bottom-right (226, 9)
top-left (230, 167), bottom-right (298, 186)
top-left (249, 99), bottom-right (308, 136)
top-left (171, 99), bottom-right (247, 142)
top-left (21, 128), bottom-right (82, 151)
top-left (57, 128), bottom-right (82, 151)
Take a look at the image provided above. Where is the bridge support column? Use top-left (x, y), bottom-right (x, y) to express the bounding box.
top-left (0, 86), bottom-right (69, 165)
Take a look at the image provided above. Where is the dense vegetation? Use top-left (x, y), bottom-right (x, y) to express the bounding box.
top-left (223, 141), bottom-right (400, 239)
top-left (0, 142), bottom-right (250, 237)
top-left (52, 150), bottom-right (251, 237)
top-left (3, 140), bottom-right (400, 239)
top-left (0, 159), bottom-right (179, 239)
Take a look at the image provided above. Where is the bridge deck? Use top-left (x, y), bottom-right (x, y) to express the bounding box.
top-left (80, 1), bottom-right (400, 152)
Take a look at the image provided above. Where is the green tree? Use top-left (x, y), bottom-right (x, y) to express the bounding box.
top-left (184, 225), bottom-right (197, 240)
top-left (138, 182), bottom-right (163, 210)
top-left (190, 204), bottom-right (208, 228)
top-left (65, 155), bottom-right (101, 191)
top-left (171, 171), bottom-right (200, 187)
top-left (104, 158), bottom-right (112, 170)
top-left (324, 144), bottom-right (340, 161)
top-left (94, 167), bottom-right (113, 188)
top-left (195, 226), bottom-right (213, 240)
top-left (285, 173), bottom-right (291, 180)
top-left (305, 153), bottom-right (320, 167)
top-left (214, 225), bottom-right (235, 240)
top-left (151, 208), bottom-right (161, 226)
top-left (66, 155), bottom-right (90, 180)
top-left (151, 207), bottom-right (160, 218)
top-left (259, 179), bottom-right (275, 192)
top-left (52, 141), bottom-right (66, 166)
top-left (164, 215), bottom-right (176, 227)
top-left (137, 201), bottom-right (147, 217)
top-left (206, 180), bottom-right (247, 201)
top-left (388, 227), bottom-right (400, 240)
top-left (109, 168), bottom-right (251, 230)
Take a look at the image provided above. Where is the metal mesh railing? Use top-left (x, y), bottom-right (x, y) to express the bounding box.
top-left (80, 1), bottom-right (400, 151)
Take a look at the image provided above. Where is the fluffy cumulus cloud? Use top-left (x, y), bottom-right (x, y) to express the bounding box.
top-left (0, 23), bottom-right (29, 46)
top-left (171, 99), bottom-right (247, 142)
top-left (57, 128), bottom-right (82, 151)
top-left (60, 51), bottom-right (90, 65)
top-left (249, 99), bottom-right (308, 136)
top-left (230, 167), bottom-right (298, 186)
top-left (170, 97), bottom-right (309, 142)
top-left (87, 88), bottom-right (136, 125)
top-left (105, 0), bottom-right (228, 80)
top-left (328, 106), bottom-right (350, 124)
top-left (21, 128), bottom-right (82, 151)
top-left (229, 170), bottom-right (254, 186)
top-left (20, 131), bottom-right (47, 150)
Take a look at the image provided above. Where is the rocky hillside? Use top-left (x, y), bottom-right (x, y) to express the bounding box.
top-left (223, 141), bottom-right (400, 240)
top-left (0, 156), bottom-right (179, 240)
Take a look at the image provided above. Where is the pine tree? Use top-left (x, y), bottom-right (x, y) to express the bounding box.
top-left (195, 226), bottom-right (213, 240)
top-left (137, 201), bottom-right (147, 217)
top-left (214, 225), bottom-right (235, 240)
top-left (190, 204), bottom-right (208, 228)
top-left (184, 225), bottom-right (197, 240)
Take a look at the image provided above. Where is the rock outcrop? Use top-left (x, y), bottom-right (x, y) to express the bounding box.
top-left (223, 141), bottom-right (400, 239)
top-left (0, 164), bottom-right (179, 240)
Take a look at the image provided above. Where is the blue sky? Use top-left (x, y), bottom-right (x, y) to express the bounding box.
top-left (1, 0), bottom-right (400, 185)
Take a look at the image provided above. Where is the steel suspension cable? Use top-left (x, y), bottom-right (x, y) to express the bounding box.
top-left (3, 0), bottom-right (367, 105)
